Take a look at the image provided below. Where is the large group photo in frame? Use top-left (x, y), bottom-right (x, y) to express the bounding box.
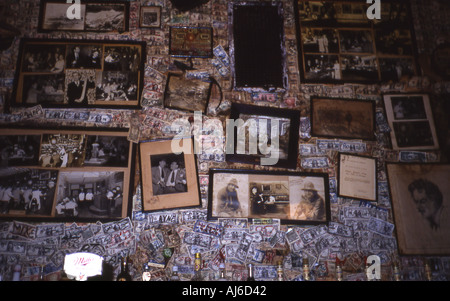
top-left (208, 169), bottom-right (330, 225)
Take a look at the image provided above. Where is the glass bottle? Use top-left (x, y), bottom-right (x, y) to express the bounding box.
top-left (392, 262), bottom-right (401, 281)
top-left (335, 259), bottom-right (343, 281)
top-left (12, 264), bottom-right (21, 281)
top-left (38, 265), bottom-right (45, 281)
top-left (116, 257), bottom-right (132, 281)
top-left (218, 262), bottom-right (227, 281)
top-left (246, 264), bottom-right (255, 281)
top-left (276, 261), bottom-right (285, 281)
top-left (170, 266), bottom-right (181, 281)
top-left (191, 253), bottom-right (204, 281)
top-left (424, 261), bottom-right (432, 281)
top-left (142, 263), bottom-right (151, 281)
top-left (302, 258), bottom-right (310, 281)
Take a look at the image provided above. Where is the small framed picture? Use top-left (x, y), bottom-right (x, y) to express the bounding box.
top-left (139, 137), bottom-right (201, 212)
top-left (139, 6), bottom-right (161, 28)
top-left (208, 169), bottom-right (330, 225)
top-left (310, 97), bottom-right (376, 141)
top-left (383, 93), bottom-right (439, 150)
top-left (225, 103), bottom-right (300, 169)
top-left (386, 163), bottom-right (450, 255)
top-left (338, 153), bottom-right (377, 202)
top-left (38, 0), bottom-right (129, 33)
top-left (169, 26), bottom-right (213, 58)
top-left (0, 127), bottom-right (136, 222)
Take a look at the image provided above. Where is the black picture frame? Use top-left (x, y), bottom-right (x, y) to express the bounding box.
top-left (38, 0), bottom-right (130, 33)
top-left (225, 103), bottom-right (300, 169)
top-left (11, 38), bottom-right (146, 110)
top-left (310, 97), bottom-right (376, 141)
top-left (0, 127), bottom-right (136, 223)
top-left (208, 168), bottom-right (330, 226)
top-left (139, 5), bottom-right (162, 28)
top-left (293, 0), bottom-right (419, 84)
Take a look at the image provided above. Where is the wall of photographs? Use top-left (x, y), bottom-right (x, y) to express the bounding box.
top-left (0, 0), bottom-right (450, 282)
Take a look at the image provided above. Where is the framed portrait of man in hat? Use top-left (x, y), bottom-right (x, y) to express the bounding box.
top-left (208, 168), bottom-right (330, 225)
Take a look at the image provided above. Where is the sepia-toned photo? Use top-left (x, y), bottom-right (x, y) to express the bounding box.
top-left (40, 2), bottom-right (86, 31)
top-left (85, 4), bottom-right (127, 32)
top-left (55, 171), bottom-right (124, 218)
top-left (66, 44), bottom-right (102, 69)
top-left (301, 28), bottom-right (339, 53)
top-left (208, 169), bottom-right (330, 225)
top-left (0, 135), bottom-right (41, 167)
top-left (22, 74), bottom-right (65, 105)
top-left (311, 97), bottom-right (375, 140)
top-left (39, 133), bottom-right (86, 168)
top-left (387, 163), bottom-right (450, 255)
top-left (95, 71), bottom-right (139, 102)
top-left (64, 69), bottom-right (96, 106)
top-left (150, 153), bottom-right (187, 196)
top-left (84, 135), bottom-right (130, 167)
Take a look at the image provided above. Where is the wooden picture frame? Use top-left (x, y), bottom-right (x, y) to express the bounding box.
top-left (386, 163), bottom-right (450, 255)
top-left (310, 97), bottom-right (376, 141)
top-left (383, 93), bottom-right (439, 150)
top-left (38, 0), bottom-right (129, 33)
top-left (139, 6), bottom-right (162, 28)
top-left (139, 137), bottom-right (201, 212)
top-left (169, 26), bottom-right (213, 58)
top-left (11, 38), bottom-right (145, 109)
top-left (208, 169), bottom-right (330, 225)
top-left (338, 153), bottom-right (377, 202)
top-left (225, 103), bottom-right (300, 169)
top-left (294, 0), bottom-right (418, 83)
top-left (0, 127), bottom-right (136, 222)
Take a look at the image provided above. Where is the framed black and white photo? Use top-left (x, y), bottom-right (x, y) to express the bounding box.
top-left (139, 6), bottom-right (161, 28)
top-left (383, 93), bottom-right (439, 150)
top-left (38, 0), bottom-right (129, 33)
top-left (208, 169), bottom-right (330, 225)
top-left (139, 137), bottom-right (201, 212)
top-left (294, 0), bottom-right (418, 83)
top-left (226, 103), bottom-right (300, 169)
top-left (0, 127), bottom-right (136, 222)
top-left (11, 38), bottom-right (145, 109)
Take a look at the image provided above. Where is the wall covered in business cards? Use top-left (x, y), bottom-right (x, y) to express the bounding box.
top-left (0, 0), bottom-right (450, 281)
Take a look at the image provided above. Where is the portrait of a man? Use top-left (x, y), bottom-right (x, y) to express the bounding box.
top-left (217, 178), bottom-right (243, 217)
top-left (294, 181), bottom-right (326, 221)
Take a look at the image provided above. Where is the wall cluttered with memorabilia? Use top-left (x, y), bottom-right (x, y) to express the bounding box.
top-left (0, 0), bottom-right (450, 282)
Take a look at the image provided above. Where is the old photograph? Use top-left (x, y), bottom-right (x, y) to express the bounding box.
top-left (64, 69), bottom-right (96, 106)
top-left (55, 171), bottom-right (124, 218)
top-left (103, 46), bottom-right (141, 72)
top-left (66, 44), bottom-right (102, 69)
top-left (0, 168), bottom-right (58, 216)
top-left (303, 54), bottom-right (340, 80)
top-left (150, 153), bottom-right (187, 196)
top-left (301, 28), bottom-right (339, 53)
top-left (95, 71), bottom-right (139, 101)
top-left (140, 6), bottom-right (161, 28)
top-left (21, 43), bottom-right (66, 73)
top-left (39, 133), bottom-right (86, 168)
top-left (84, 4), bottom-right (127, 32)
top-left (22, 74), bottom-right (65, 105)
top-left (0, 135), bottom-right (41, 167)
top-left (84, 135), bottom-right (130, 167)
top-left (40, 2), bottom-right (86, 31)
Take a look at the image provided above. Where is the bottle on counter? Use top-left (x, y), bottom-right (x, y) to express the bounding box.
top-left (302, 258), bottom-right (310, 281)
top-left (142, 263), bottom-right (151, 281)
top-left (276, 261), bottom-right (285, 281)
top-left (246, 263), bottom-right (255, 281)
top-left (191, 253), bottom-right (204, 281)
top-left (116, 257), bottom-right (132, 281)
top-left (218, 262), bottom-right (227, 281)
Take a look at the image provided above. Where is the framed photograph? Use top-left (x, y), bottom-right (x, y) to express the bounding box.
top-left (38, 0), bottom-right (129, 33)
top-left (208, 169), bottom-right (330, 225)
top-left (386, 163), bottom-right (450, 255)
top-left (163, 73), bottom-right (212, 114)
top-left (11, 38), bottom-right (145, 109)
top-left (383, 93), bottom-right (439, 150)
top-left (139, 6), bottom-right (161, 28)
top-left (139, 137), bottom-right (201, 212)
top-left (225, 103), bottom-right (300, 169)
top-left (169, 26), bottom-right (213, 58)
top-left (338, 153), bottom-right (377, 202)
top-left (0, 127), bottom-right (136, 222)
top-left (294, 0), bottom-right (418, 83)
top-left (310, 97), bottom-right (376, 140)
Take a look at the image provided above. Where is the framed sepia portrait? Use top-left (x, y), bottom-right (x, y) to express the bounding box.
top-left (169, 26), bottom-right (213, 58)
top-left (139, 137), bottom-right (201, 212)
top-left (383, 93), bottom-right (439, 150)
top-left (0, 127), bottom-right (136, 222)
top-left (208, 169), bottom-right (330, 225)
top-left (139, 6), bottom-right (161, 28)
top-left (225, 103), bottom-right (300, 169)
top-left (338, 153), bottom-right (377, 202)
top-left (38, 0), bottom-right (129, 33)
top-left (11, 38), bottom-right (145, 109)
top-left (294, 0), bottom-right (418, 83)
top-left (310, 97), bottom-right (376, 140)
top-left (386, 163), bottom-right (450, 255)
